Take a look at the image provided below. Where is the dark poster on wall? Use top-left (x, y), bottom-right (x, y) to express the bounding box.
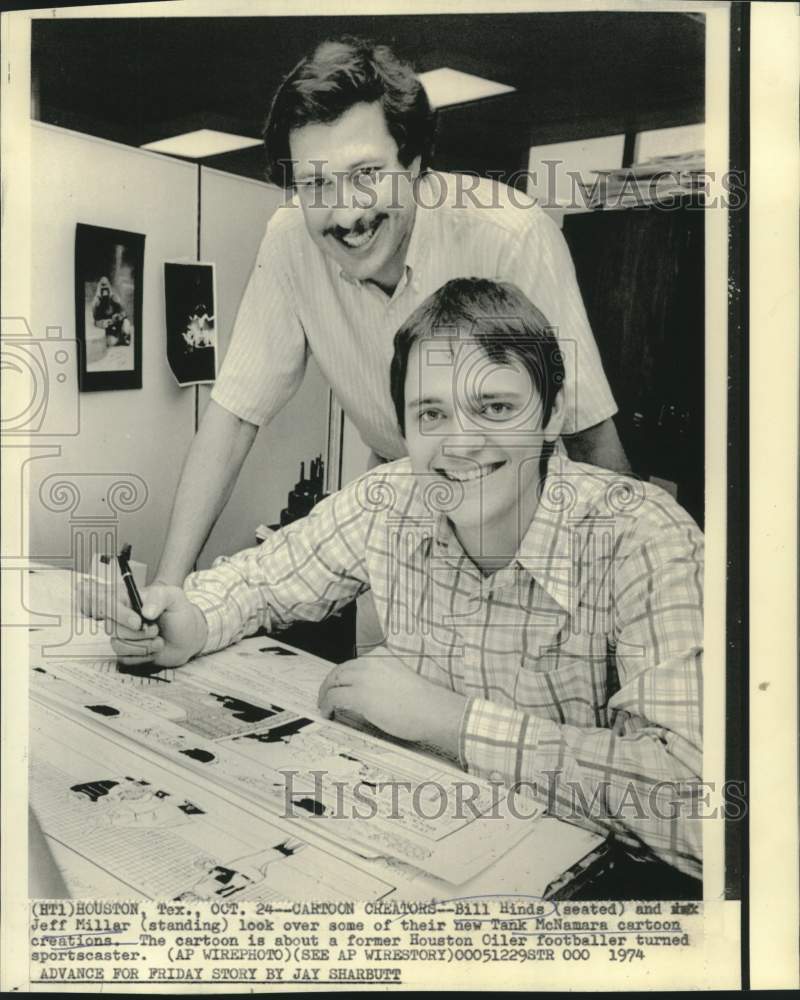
top-left (164, 262), bottom-right (218, 386)
top-left (74, 223), bottom-right (145, 391)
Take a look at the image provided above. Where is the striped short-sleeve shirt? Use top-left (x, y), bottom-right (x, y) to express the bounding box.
top-left (185, 455), bottom-right (704, 877)
top-left (211, 172), bottom-right (617, 459)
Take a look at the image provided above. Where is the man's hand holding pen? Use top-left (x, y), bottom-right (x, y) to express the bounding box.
top-left (104, 583), bottom-right (208, 667)
top-left (80, 544), bottom-right (208, 668)
top-left (77, 578), bottom-right (208, 667)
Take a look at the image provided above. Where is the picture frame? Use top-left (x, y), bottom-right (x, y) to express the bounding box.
top-left (163, 261), bottom-right (218, 386)
top-left (74, 223), bottom-right (145, 391)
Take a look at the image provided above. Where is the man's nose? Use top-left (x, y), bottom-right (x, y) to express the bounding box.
top-left (330, 206), bottom-right (366, 230)
top-left (330, 178), bottom-right (374, 227)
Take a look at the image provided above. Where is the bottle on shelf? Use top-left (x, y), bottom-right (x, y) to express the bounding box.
top-left (279, 454), bottom-right (326, 527)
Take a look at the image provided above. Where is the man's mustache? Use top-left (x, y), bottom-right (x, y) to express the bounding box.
top-left (325, 213), bottom-right (388, 240)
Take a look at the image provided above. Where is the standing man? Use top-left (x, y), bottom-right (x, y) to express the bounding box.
top-left (151, 37), bottom-right (628, 588)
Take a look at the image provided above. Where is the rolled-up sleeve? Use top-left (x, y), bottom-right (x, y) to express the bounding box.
top-left (211, 230), bottom-right (308, 427)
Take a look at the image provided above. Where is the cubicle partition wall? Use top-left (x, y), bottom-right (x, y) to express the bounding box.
top-left (25, 124), bottom-right (330, 579)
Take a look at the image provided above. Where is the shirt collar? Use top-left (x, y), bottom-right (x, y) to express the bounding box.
top-left (395, 453), bottom-right (616, 610)
top-left (413, 454), bottom-right (591, 611)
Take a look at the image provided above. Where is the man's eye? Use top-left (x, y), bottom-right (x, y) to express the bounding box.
top-left (480, 402), bottom-right (513, 419)
top-left (297, 178), bottom-right (329, 192)
top-left (353, 167), bottom-right (381, 185)
top-left (419, 409), bottom-right (444, 424)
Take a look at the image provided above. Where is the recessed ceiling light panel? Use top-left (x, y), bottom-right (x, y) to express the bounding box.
top-left (141, 129), bottom-right (262, 158)
top-left (418, 68), bottom-right (515, 110)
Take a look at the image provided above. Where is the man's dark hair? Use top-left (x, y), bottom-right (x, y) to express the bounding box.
top-left (263, 36), bottom-right (434, 188)
top-left (390, 277), bottom-right (565, 437)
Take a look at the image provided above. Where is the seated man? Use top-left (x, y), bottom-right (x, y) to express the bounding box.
top-left (106, 278), bottom-right (703, 878)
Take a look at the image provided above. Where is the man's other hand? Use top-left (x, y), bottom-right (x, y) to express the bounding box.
top-left (317, 656), bottom-right (466, 759)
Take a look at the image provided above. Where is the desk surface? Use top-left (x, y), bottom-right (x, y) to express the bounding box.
top-left (27, 566), bottom-right (604, 902)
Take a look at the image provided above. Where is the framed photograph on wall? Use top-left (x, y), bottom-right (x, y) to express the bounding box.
top-left (74, 223), bottom-right (145, 391)
top-left (163, 261), bottom-right (218, 386)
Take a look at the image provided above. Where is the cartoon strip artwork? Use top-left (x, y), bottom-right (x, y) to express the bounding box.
top-left (31, 701), bottom-right (393, 901)
top-left (30, 640), bottom-right (534, 884)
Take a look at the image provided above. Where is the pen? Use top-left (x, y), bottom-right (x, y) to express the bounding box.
top-left (116, 543), bottom-right (153, 625)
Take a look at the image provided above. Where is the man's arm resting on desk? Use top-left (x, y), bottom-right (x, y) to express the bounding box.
top-left (461, 519), bottom-right (703, 877)
top-left (317, 649), bottom-right (702, 878)
top-left (318, 520), bottom-right (704, 878)
top-left (154, 400), bottom-right (259, 584)
top-left (564, 416), bottom-right (630, 474)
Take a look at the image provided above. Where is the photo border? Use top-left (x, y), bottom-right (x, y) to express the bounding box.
top-left (163, 259), bottom-right (219, 387)
top-left (74, 222), bottom-right (145, 392)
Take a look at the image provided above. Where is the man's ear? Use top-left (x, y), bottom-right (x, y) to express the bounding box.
top-left (543, 390), bottom-right (566, 443)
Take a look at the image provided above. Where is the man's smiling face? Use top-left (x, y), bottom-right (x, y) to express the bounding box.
top-left (289, 101), bottom-right (419, 292)
top-left (404, 337), bottom-right (563, 544)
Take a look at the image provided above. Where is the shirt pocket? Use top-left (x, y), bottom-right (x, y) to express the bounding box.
top-left (515, 633), bottom-right (611, 729)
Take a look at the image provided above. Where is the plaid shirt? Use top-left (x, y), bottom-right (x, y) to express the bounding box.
top-left (185, 456), bottom-right (704, 877)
